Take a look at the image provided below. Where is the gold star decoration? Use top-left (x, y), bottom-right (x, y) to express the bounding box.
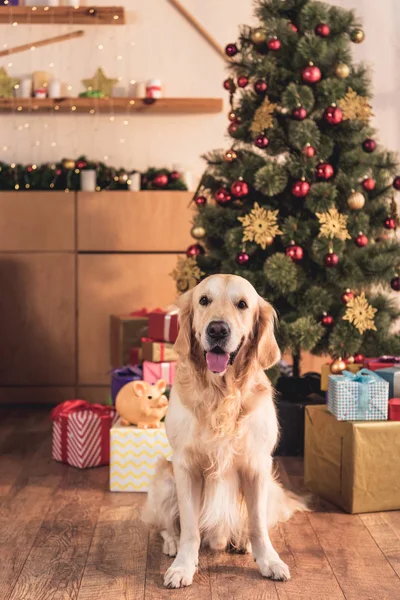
top-left (343, 292), bottom-right (377, 335)
top-left (238, 202), bottom-right (282, 249)
top-left (338, 88), bottom-right (373, 122)
top-left (250, 97), bottom-right (277, 134)
top-left (0, 67), bottom-right (19, 98)
top-left (316, 207), bottom-right (351, 241)
top-left (170, 257), bottom-right (204, 294)
top-left (81, 67), bottom-right (118, 97)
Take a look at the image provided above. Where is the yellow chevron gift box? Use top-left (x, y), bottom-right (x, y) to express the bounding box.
top-left (110, 418), bottom-right (172, 492)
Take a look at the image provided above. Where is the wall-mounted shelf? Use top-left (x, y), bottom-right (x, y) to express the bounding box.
top-left (0, 97), bottom-right (224, 114)
top-left (0, 6), bottom-right (125, 25)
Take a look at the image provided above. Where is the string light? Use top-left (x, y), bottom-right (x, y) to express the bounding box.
top-left (117, 55), bottom-right (122, 60)
top-left (25, 184), bottom-right (30, 189)
top-left (14, 84), bottom-right (19, 90)
top-left (32, 164), bottom-right (37, 170)
top-left (12, 22), bottom-right (18, 27)
top-left (109, 116), bottom-right (115, 122)
top-left (74, 168), bottom-right (80, 174)
top-left (11, 163), bottom-right (16, 168)
top-left (71, 105), bottom-right (77, 111)
top-left (96, 186), bottom-right (101, 191)
top-left (24, 123), bottom-right (29, 128)
top-left (17, 106), bottom-right (22, 111)
top-left (15, 184), bottom-right (19, 189)
top-left (50, 183), bottom-right (54, 188)
top-left (54, 105), bottom-right (60, 111)
top-left (104, 155), bottom-right (109, 160)
top-left (113, 14), bottom-right (119, 20)
top-left (98, 44), bottom-right (104, 50)
top-left (129, 100), bottom-right (135, 105)
top-left (2, 146), bottom-right (8, 151)
top-left (7, 62), bottom-right (12, 67)
top-left (30, 46), bottom-right (35, 51)
top-left (123, 120), bottom-right (128, 125)
top-left (120, 138), bottom-right (125, 143)
top-left (51, 141), bottom-right (56, 147)
top-left (89, 109), bottom-right (95, 114)
top-left (49, 62), bottom-right (54, 68)
top-left (44, 5), bottom-right (49, 10)
top-left (31, 6), bottom-right (37, 10)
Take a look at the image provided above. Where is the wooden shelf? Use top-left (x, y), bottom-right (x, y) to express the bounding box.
top-left (0, 6), bottom-right (125, 25)
top-left (0, 97), bottom-right (223, 114)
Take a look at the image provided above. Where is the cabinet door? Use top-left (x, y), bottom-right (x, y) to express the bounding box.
top-left (78, 253), bottom-right (181, 385)
top-left (0, 253), bottom-right (76, 385)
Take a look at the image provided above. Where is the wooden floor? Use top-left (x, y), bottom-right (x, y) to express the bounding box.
top-left (1, 406), bottom-right (400, 600)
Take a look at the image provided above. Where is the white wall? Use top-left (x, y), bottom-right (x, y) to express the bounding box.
top-left (0, 0), bottom-right (398, 183)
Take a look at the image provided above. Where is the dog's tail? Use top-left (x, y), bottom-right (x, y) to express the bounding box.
top-left (267, 471), bottom-right (310, 528)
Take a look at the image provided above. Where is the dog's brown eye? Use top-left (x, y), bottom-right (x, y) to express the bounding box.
top-left (237, 300), bottom-right (248, 310)
top-left (199, 295), bottom-right (209, 306)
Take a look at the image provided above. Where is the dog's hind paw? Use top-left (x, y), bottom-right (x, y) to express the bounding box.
top-left (258, 558), bottom-right (291, 581)
top-left (164, 563), bottom-right (196, 588)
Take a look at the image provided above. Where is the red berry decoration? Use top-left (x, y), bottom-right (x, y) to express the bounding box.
top-left (268, 37), bottom-right (281, 51)
top-left (225, 43), bottom-right (238, 57)
top-left (194, 195), bottom-right (207, 207)
top-left (228, 122), bottom-right (238, 137)
top-left (341, 289), bottom-right (355, 304)
top-left (215, 188), bottom-right (232, 205)
top-left (391, 276), bottom-right (400, 291)
top-left (153, 173), bottom-right (168, 187)
top-left (223, 78), bottom-right (235, 92)
top-left (316, 162), bottom-right (334, 180)
top-left (254, 79), bottom-right (268, 94)
top-left (362, 177), bottom-right (375, 191)
top-left (315, 23), bottom-right (330, 37)
top-left (231, 179), bottom-right (249, 197)
top-left (302, 63), bottom-right (322, 83)
top-left (362, 138), bottom-right (376, 153)
top-left (323, 105), bottom-right (343, 125)
top-left (292, 106), bottom-right (307, 120)
top-left (324, 251), bottom-right (339, 267)
top-left (302, 144), bottom-right (315, 157)
top-left (384, 217), bottom-right (397, 230)
top-left (236, 251), bottom-right (249, 266)
top-left (354, 353), bottom-right (364, 364)
top-left (292, 180), bottom-right (310, 197)
top-left (169, 170), bottom-right (180, 182)
top-left (186, 244), bottom-right (204, 258)
top-left (237, 75), bottom-right (249, 88)
top-left (255, 134), bottom-right (269, 148)
top-left (321, 313), bottom-right (334, 326)
top-left (393, 176), bottom-right (400, 190)
top-left (355, 232), bottom-right (368, 247)
top-left (285, 243), bottom-right (304, 262)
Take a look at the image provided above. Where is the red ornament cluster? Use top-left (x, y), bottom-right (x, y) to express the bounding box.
top-left (292, 106), bottom-right (307, 120)
top-left (254, 79), bottom-right (268, 94)
top-left (186, 244), bottom-right (204, 258)
top-left (285, 244), bottom-right (303, 262)
top-left (153, 173), bottom-right (169, 187)
top-left (362, 138), bottom-right (376, 153)
top-left (302, 64), bottom-right (322, 84)
top-left (268, 38), bottom-right (281, 51)
top-left (255, 134), bottom-right (269, 148)
top-left (223, 78), bottom-right (235, 92)
top-left (341, 289), bottom-right (355, 304)
top-left (215, 188), bottom-right (231, 205)
top-left (354, 353), bottom-right (364, 363)
top-left (194, 195), bottom-right (207, 207)
top-left (231, 180), bottom-right (249, 197)
top-left (236, 251), bottom-right (249, 266)
top-left (292, 180), bottom-right (310, 197)
top-left (362, 177), bottom-right (375, 191)
top-left (302, 144), bottom-right (315, 157)
top-left (316, 162), bottom-right (334, 180)
top-left (324, 105), bottom-right (343, 125)
top-left (391, 276), bottom-right (400, 291)
top-left (315, 23), bottom-right (330, 37)
top-left (393, 176), bottom-right (400, 190)
top-left (324, 251), bottom-right (339, 267)
top-left (237, 75), bottom-right (249, 88)
top-left (384, 217), bottom-right (397, 230)
top-left (225, 43), bottom-right (238, 57)
top-left (355, 232), bottom-right (368, 247)
top-left (321, 313), bottom-right (334, 326)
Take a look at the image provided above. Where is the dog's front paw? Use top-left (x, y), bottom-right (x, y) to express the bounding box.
top-left (164, 561), bottom-right (197, 588)
top-left (257, 557), bottom-right (291, 581)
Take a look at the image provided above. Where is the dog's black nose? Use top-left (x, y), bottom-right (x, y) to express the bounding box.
top-left (207, 320), bottom-right (230, 341)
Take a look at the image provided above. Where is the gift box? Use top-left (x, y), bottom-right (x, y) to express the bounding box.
top-left (148, 310), bottom-right (179, 343)
top-left (305, 404), bottom-right (400, 513)
top-left (363, 356), bottom-right (400, 371)
top-left (141, 338), bottom-right (178, 363)
top-left (51, 400), bottom-right (117, 469)
top-left (328, 368), bottom-right (389, 421)
top-left (110, 418), bottom-right (172, 492)
top-left (389, 398), bottom-right (400, 421)
top-left (143, 360), bottom-right (176, 386)
top-left (129, 347), bottom-right (143, 365)
top-left (111, 365), bottom-right (143, 406)
top-left (320, 362), bottom-right (362, 391)
top-left (374, 367), bottom-right (400, 399)
top-left (110, 310), bottom-right (149, 368)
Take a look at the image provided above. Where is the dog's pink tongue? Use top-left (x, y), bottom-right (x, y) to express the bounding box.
top-left (206, 352), bottom-right (229, 373)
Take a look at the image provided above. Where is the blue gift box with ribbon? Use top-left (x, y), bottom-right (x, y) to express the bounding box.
top-left (328, 368), bottom-right (389, 421)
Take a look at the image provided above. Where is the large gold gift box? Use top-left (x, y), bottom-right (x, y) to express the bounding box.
top-left (320, 362), bottom-right (362, 391)
top-left (304, 405), bottom-right (400, 514)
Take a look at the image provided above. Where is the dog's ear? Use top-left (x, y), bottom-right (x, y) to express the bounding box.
top-left (255, 297), bottom-right (281, 370)
top-left (173, 289), bottom-right (194, 358)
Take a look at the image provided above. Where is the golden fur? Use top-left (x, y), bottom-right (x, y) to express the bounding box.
top-left (142, 274), bottom-right (308, 588)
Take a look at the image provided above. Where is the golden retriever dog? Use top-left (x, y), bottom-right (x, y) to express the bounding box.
top-left (142, 274), bottom-right (307, 588)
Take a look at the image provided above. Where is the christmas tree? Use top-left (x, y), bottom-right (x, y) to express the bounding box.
top-left (171, 0), bottom-right (400, 377)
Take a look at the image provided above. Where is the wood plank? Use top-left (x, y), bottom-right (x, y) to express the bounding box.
top-left (0, 253), bottom-right (76, 386)
top-left (77, 191), bottom-right (193, 252)
top-left (0, 387), bottom-right (76, 405)
top-left (361, 513), bottom-right (400, 578)
top-left (0, 192), bottom-right (75, 251)
top-left (0, 6), bottom-right (125, 25)
top-left (78, 253), bottom-right (181, 385)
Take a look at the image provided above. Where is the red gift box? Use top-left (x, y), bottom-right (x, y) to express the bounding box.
top-left (129, 346), bottom-right (143, 365)
top-left (389, 399), bottom-right (400, 421)
top-left (363, 356), bottom-right (400, 371)
top-left (148, 310), bottom-right (179, 343)
top-left (143, 360), bottom-right (176, 386)
top-left (51, 400), bottom-right (117, 468)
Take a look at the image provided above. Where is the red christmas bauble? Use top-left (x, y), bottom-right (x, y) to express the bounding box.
top-left (292, 180), bottom-right (310, 197)
top-left (355, 233), bottom-right (368, 247)
top-left (56, 168), bottom-right (62, 175)
top-left (228, 122), bottom-right (238, 137)
top-left (292, 106), bottom-right (307, 120)
top-left (77, 160), bottom-right (86, 169)
top-left (215, 188), bottom-right (232, 205)
top-left (302, 144), bottom-right (315, 157)
top-left (315, 23), bottom-right (331, 37)
top-left (268, 38), bottom-right (281, 51)
top-left (324, 251), bottom-right (339, 267)
top-left (194, 195), bottom-right (207, 207)
top-left (323, 105), bottom-right (343, 125)
top-left (285, 244), bottom-right (304, 262)
top-left (362, 138), bottom-right (376, 153)
top-left (236, 251), bottom-right (249, 265)
top-left (225, 43), bottom-right (238, 57)
top-left (255, 134), bottom-right (269, 148)
top-left (186, 244), bottom-right (204, 258)
top-left (316, 162), bottom-right (334, 180)
top-left (237, 75), bottom-right (249, 88)
top-left (254, 79), bottom-right (268, 94)
top-left (393, 176), bottom-right (400, 190)
top-left (223, 78), bottom-right (235, 92)
top-left (302, 64), bottom-right (322, 83)
top-left (354, 353), bottom-right (364, 363)
top-left (321, 313), bottom-right (334, 326)
top-left (391, 276), bottom-right (400, 291)
top-left (384, 217), bottom-right (397, 230)
top-left (169, 170), bottom-right (180, 181)
top-left (362, 177), bottom-right (375, 191)
top-left (341, 289), bottom-right (355, 304)
top-left (153, 173), bottom-right (168, 187)
top-left (289, 23), bottom-right (298, 32)
top-left (231, 179), bottom-right (249, 197)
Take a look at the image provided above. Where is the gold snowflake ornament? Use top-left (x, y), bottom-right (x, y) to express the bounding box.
top-left (316, 207), bottom-right (351, 241)
top-left (238, 202), bottom-right (281, 249)
top-left (250, 98), bottom-right (277, 134)
top-left (170, 256), bottom-right (204, 294)
top-left (338, 88), bottom-right (373, 123)
top-left (343, 292), bottom-right (377, 335)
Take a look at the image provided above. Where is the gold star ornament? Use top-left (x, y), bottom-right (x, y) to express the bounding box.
top-left (317, 207), bottom-right (351, 241)
top-left (0, 67), bottom-right (19, 98)
top-left (81, 67), bottom-right (118, 97)
top-left (343, 292), bottom-right (377, 335)
top-left (250, 97), bottom-right (277, 134)
top-left (170, 257), bottom-right (204, 294)
top-left (338, 88), bottom-right (373, 123)
top-left (238, 202), bottom-right (281, 250)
